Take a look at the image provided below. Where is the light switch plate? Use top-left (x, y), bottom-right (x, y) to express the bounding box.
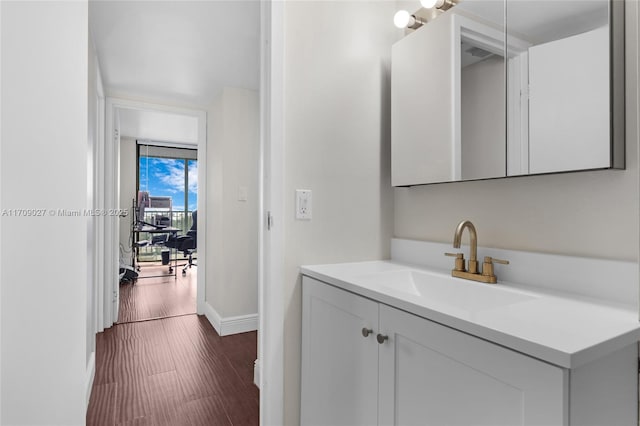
top-left (295, 189), bottom-right (312, 220)
top-left (238, 186), bottom-right (248, 201)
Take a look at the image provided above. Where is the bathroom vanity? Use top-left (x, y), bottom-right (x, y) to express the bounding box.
top-left (300, 240), bottom-right (640, 425)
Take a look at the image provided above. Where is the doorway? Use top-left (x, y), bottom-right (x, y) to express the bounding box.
top-left (89, 0), bottom-right (266, 422)
top-left (104, 99), bottom-right (207, 329)
top-left (117, 141), bottom-right (199, 323)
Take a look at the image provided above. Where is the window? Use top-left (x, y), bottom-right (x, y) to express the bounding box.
top-left (137, 144), bottom-right (197, 260)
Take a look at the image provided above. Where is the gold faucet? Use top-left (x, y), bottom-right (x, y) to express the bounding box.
top-left (453, 220), bottom-right (478, 273)
top-left (445, 220), bottom-right (509, 284)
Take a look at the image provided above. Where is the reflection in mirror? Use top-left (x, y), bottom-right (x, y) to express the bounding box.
top-left (391, 0), bottom-right (623, 187)
top-left (392, 1), bottom-right (509, 185)
top-left (505, 0), bottom-right (610, 175)
top-left (457, 4), bottom-right (507, 181)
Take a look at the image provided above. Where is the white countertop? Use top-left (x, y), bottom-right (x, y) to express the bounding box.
top-left (301, 260), bottom-right (640, 369)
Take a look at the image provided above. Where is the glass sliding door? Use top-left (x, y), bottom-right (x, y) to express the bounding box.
top-left (137, 143), bottom-right (198, 261)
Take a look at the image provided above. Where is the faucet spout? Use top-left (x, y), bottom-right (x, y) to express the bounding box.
top-left (453, 220), bottom-right (478, 273)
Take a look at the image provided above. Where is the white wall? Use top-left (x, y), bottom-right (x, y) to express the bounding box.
top-left (395, 2), bottom-right (639, 262)
top-left (206, 87), bottom-right (259, 325)
top-left (0, 1), bottom-right (89, 424)
top-left (282, 2), bottom-right (398, 423)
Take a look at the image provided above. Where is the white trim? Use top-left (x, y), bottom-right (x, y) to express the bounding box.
top-left (254, 359), bottom-right (260, 388)
top-left (0, 2), bottom-right (3, 420)
top-left (259, 1), bottom-right (285, 425)
top-left (104, 98), bottom-right (117, 328)
top-left (95, 52), bottom-right (106, 335)
top-left (114, 121), bottom-right (121, 323)
top-left (195, 110), bottom-right (207, 316)
top-left (220, 313), bottom-right (258, 336)
top-left (103, 98), bottom-right (206, 329)
top-left (85, 351), bottom-right (96, 409)
top-left (636, 0), bottom-right (640, 322)
top-left (202, 302), bottom-right (258, 336)
top-left (202, 301), bottom-right (222, 333)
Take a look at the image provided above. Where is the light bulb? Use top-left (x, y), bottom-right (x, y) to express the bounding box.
top-left (420, 0), bottom-right (444, 8)
top-left (394, 10), bottom-right (412, 28)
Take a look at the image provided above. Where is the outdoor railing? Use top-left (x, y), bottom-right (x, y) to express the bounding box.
top-left (143, 209), bottom-right (194, 233)
top-left (136, 209), bottom-right (195, 262)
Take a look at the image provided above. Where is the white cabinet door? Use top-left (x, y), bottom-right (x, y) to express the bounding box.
top-left (528, 26), bottom-right (610, 174)
top-left (392, 10), bottom-right (456, 186)
top-left (378, 305), bottom-right (568, 426)
top-left (301, 277), bottom-right (380, 426)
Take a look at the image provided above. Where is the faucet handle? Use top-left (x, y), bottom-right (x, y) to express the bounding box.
top-left (445, 252), bottom-right (466, 272)
top-left (482, 256), bottom-right (509, 279)
top-left (485, 256), bottom-right (509, 265)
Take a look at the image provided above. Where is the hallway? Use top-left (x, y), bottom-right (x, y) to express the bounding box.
top-left (118, 263), bottom-right (197, 323)
top-left (87, 314), bottom-right (258, 425)
top-left (89, 266), bottom-right (258, 425)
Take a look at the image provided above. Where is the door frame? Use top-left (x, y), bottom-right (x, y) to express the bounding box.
top-left (95, 68), bottom-right (106, 333)
top-left (258, 1), bottom-right (285, 424)
top-left (103, 98), bottom-right (207, 329)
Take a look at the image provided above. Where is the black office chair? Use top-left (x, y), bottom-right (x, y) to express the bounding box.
top-left (165, 210), bottom-right (197, 276)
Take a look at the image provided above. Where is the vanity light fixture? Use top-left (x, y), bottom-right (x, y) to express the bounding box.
top-left (420, 0), bottom-right (455, 11)
top-left (393, 10), bottom-right (427, 29)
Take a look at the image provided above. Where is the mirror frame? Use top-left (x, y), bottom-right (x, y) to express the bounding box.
top-left (610, 0), bottom-right (625, 171)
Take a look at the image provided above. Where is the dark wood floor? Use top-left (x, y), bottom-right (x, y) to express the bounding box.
top-left (118, 263), bottom-right (196, 323)
top-left (87, 315), bottom-right (259, 425)
top-left (88, 263), bottom-right (258, 425)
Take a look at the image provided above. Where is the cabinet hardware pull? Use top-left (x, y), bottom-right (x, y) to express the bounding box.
top-left (362, 328), bottom-right (373, 337)
top-left (377, 334), bottom-right (389, 344)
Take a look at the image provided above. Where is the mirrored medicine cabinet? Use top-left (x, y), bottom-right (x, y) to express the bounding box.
top-left (391, 0), bottom-right (625, 187)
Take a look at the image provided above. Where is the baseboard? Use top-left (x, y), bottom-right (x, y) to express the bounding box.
top-left (85, 351), bottom-right (96, 410)
top-left (221, 313), bottom-right (258, 335)
top-left (254, 359), bottom-right (260, 388)
top-left (202, 302), bottom-right (223, 334)
top-left (202, 302), bottom-right (258, 336)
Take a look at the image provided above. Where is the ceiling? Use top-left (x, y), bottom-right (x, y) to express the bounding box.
top-left (89, 0), bottom-right (260, 108)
